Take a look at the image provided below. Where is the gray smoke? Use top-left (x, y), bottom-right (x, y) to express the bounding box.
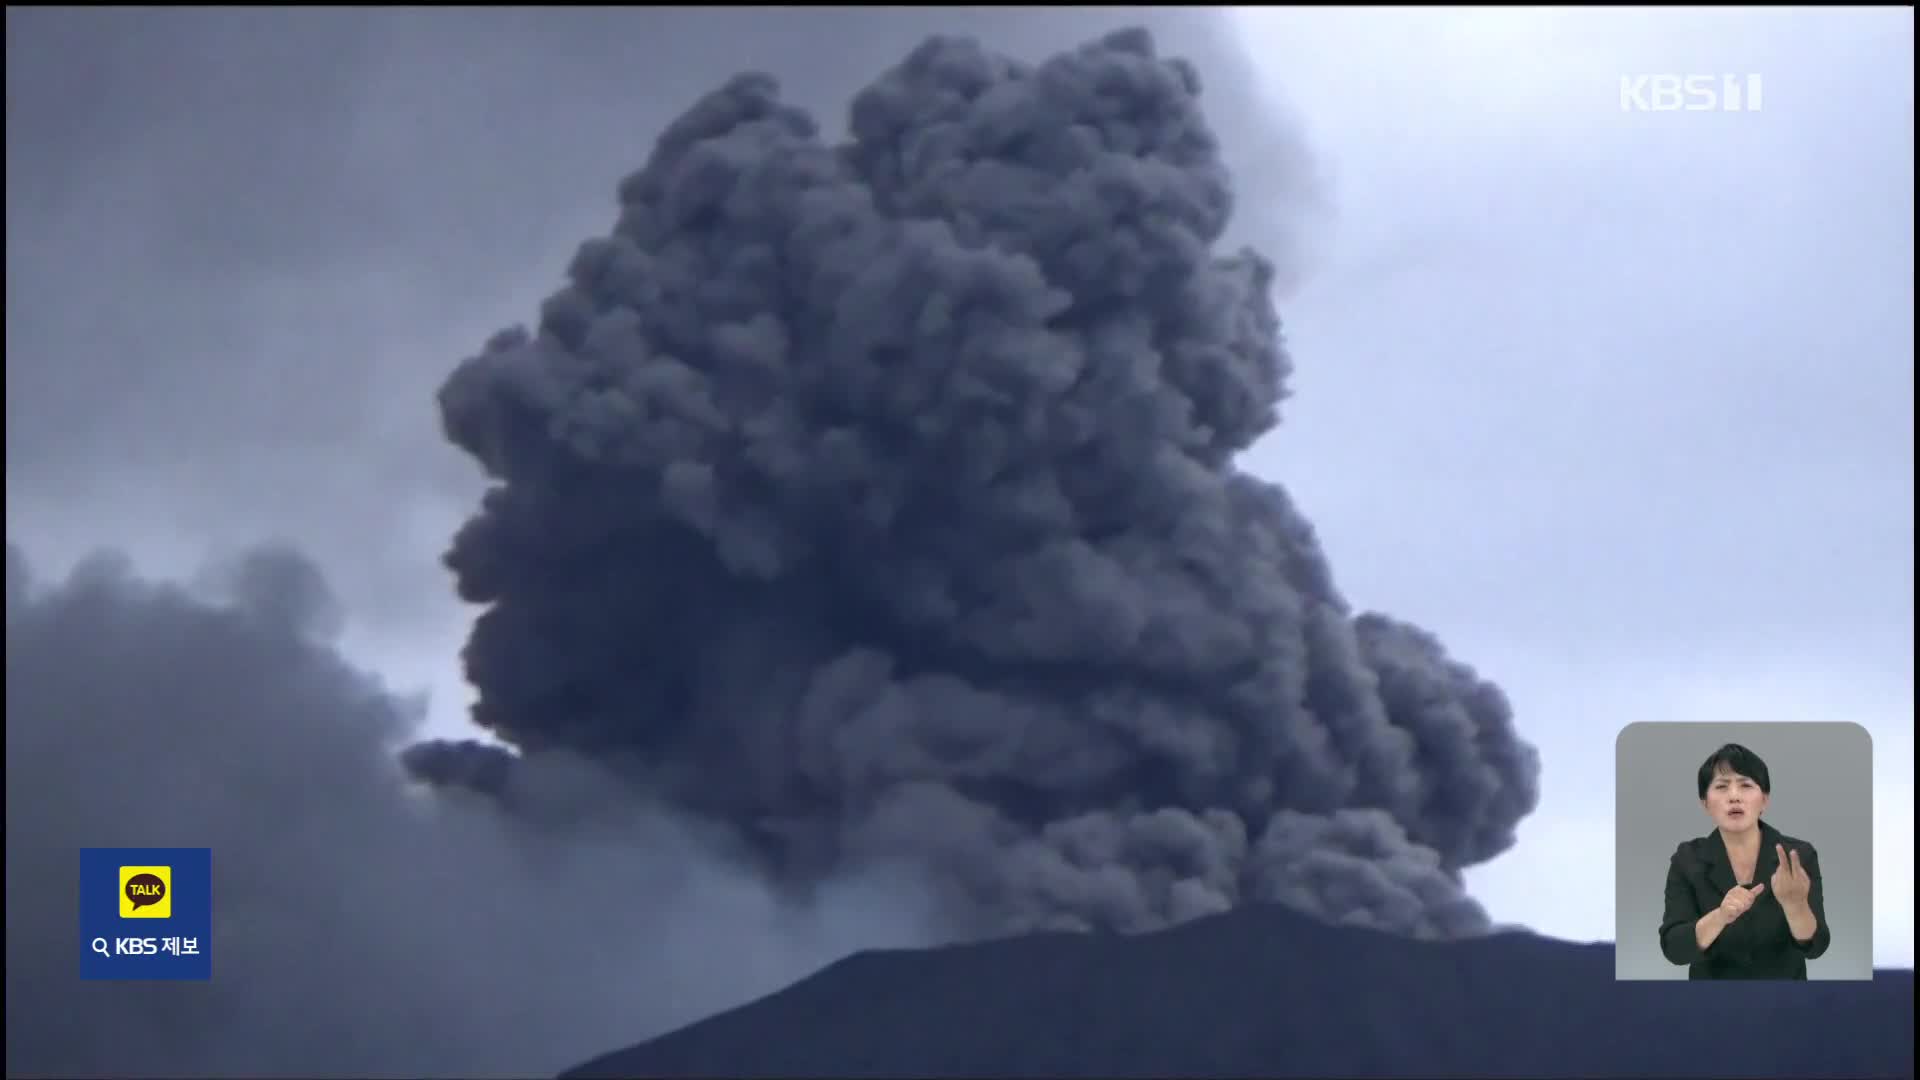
top-left (4, 543), bottom-right (939, 1078)
top-left (415, 28), bottom-right (1540, 940)
top-left (5, 16), bottom-right (1533, 1079)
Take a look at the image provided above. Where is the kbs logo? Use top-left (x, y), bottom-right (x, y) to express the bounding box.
top-left (81, 848), bottom-right (212, 980)
top-left (1620, 74), bottom-right (1763, 113)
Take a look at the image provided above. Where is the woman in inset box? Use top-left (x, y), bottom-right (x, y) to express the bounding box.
top-left (1658, 743), bottom-right (1832, 979)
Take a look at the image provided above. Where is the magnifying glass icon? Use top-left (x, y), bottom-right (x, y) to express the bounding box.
top-left (90, 937), bottom-right (110, 958)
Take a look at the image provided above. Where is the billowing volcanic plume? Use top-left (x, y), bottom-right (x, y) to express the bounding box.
top-left (408, 27), bottom-right (1541, 940)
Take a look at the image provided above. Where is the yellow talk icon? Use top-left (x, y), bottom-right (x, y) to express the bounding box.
top-left (119, 865), bottom-right (172, 919)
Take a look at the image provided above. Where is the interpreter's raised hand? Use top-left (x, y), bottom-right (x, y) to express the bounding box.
top-left (1772, 844), bottom-right (1812, 907)
top-left (1718, 882), bottom-right (1764, 922)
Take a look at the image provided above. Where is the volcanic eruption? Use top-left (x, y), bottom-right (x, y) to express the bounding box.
top-left (405, 27), bottom-right (1541, 942)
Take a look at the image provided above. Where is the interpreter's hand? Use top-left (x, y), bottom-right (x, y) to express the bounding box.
top-left (1718, 882), bottom-right (1764, 922)
top-left (1771, 844), bottom-right (1812, 907)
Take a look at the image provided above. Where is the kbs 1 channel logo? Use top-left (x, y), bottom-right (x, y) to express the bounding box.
top-left (79, 848), bottom-right (213, 980)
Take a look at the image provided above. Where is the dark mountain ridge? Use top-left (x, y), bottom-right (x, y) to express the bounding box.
top-left (566, 904), bottom-right (1914, 1079)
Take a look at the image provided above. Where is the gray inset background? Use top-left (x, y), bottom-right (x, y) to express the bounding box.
top-left (1615, 721), bottom-right (1874, 980)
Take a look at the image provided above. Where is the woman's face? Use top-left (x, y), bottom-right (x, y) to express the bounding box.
top-left (1701, 764), bottom-right (1769, 834)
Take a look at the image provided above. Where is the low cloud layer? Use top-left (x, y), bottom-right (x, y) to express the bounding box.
top-left (4, 545), bottom-right (939, 1078)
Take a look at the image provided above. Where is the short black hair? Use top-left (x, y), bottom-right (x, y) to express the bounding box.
top-left (1697, 743), bottom-right (1771, 800)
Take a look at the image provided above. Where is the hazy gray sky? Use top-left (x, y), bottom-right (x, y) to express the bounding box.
top-left (6, 1), bottom-right (1910, 1003)
top-left (1223, 7), bottom-right (1913, 964)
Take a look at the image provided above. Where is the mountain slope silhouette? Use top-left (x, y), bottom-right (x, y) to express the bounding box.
top-left (565, 904), bottom-right (1914, 1079)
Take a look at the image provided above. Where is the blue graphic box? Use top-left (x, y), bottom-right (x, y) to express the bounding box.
top-left (79, 847), bottom-right (213, 980)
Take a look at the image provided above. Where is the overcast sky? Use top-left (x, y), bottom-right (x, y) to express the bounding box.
top-left (7, 3), bottom-right (1911, 972)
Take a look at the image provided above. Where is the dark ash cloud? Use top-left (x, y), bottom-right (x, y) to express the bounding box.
top-left (7, 18), bottom-right (1540, 1079)
top-left (4, 544), bottom-right (938, 1078)
top-left (4, 4), bottom-right (1324, 727)
top-left (415, 28), bottom-right (1539, 941)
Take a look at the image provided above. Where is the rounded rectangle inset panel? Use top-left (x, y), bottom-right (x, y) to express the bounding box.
top-left (1615, 721), bottom-right (1873, 981)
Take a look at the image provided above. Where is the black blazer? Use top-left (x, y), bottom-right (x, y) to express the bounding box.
top-left (1659, 819), bottom-right (1832, 979)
